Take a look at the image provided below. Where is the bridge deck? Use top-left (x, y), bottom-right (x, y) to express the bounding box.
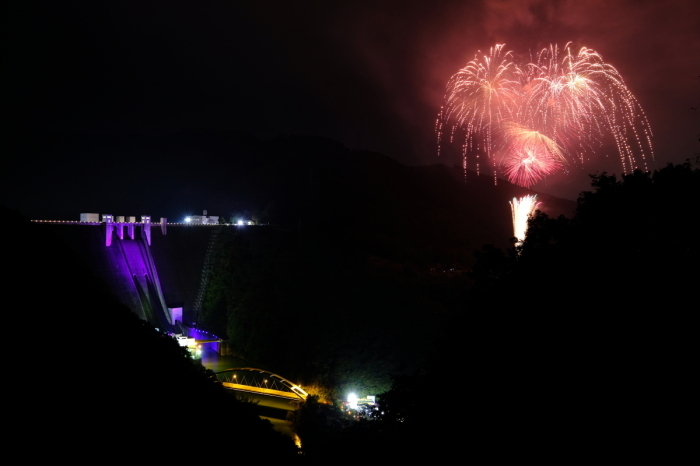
top-left (221, 382), bottom-right (301, 400)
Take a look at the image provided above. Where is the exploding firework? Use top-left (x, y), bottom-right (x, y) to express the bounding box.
top-left (510, 195), bottom-right (541, 246)
top-left (438, 43), bottom-right (653, 187)
top-left (502, 123), bottom-right (565, 187)
top-left (440, 44), bottom-right (521, 151)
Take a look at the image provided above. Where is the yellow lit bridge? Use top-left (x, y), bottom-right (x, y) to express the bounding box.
top-left (215, 368), bottom-right (308, 400)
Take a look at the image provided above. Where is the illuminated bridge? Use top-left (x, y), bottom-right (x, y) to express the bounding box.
top-left (215, 368), bottom-right (308, 400)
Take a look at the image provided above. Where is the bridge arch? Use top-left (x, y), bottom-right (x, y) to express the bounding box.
top-left (215, 367), bottom-right (308, 400)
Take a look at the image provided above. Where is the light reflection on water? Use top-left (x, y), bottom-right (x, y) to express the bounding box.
top-left (199, 346), bottom-right (250, 373)
top-left (183, 327), bottom-right (252, 372)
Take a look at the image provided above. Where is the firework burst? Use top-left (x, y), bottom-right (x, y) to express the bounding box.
top-left (439, 43), bottom-right (653, 187)
top-left (502, 123), bottom-right (565, 187)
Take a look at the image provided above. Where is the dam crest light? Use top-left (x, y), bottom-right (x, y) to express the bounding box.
top-left (101, 214), bottom-right (161, 247)
top-left (32, 211), bottom-right (237, 247)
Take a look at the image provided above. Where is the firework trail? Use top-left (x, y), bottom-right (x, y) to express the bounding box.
top-left (437, 44), bottom-right (522, 181)
top-left (510, 195), bottom-right (541, 246)
top-left (439, 43), bottom-right (653, 187)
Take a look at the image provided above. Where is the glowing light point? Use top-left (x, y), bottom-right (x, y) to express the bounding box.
top-left (347, 393), bottom-right (358, 410)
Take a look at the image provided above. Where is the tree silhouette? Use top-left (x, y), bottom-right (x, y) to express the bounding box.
top-left (463, 162), bottom-right (698, 460)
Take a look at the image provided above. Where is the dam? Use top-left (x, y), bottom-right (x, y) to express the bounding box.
top-left (31, 216), bottom-right (222, 334)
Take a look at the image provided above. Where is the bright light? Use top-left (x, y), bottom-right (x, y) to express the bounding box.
top-left (510, 195), bottom-right (541, 246)
top-left (185, 217), bottom-right (191, 223)
top-left (237, 220), bottom-right (244, 226)
top-left (347, 393), bottom-right (358, 410)
top-left (291, 385), bottom-right (309, 399)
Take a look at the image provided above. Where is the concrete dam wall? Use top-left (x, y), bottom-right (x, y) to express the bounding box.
top-left (37, 223), bottom-right (216, 329)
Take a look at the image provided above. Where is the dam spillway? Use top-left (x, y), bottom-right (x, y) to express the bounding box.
top-left (32, 221), bottom-right (217, 329)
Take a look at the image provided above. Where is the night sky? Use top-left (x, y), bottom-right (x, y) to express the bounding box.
top-left (3, 0), bottom-right (699, 217)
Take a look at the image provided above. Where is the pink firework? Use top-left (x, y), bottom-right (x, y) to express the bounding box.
top-left (437, 44), bottom-right (522, 178)
top-left (503, 146), bottom-right (562, 187)
top-left (439, 43), bottom-right (653, 187)
top-left (501, 124), bottom-right (564, 187)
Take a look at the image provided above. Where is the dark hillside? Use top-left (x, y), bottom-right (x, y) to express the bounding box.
top-left (187, 136), bottom-right (575, 397)
top-left (238, 134), bottom-right (575, 270)
top-left (7, 132), bottom-right (576, 399)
